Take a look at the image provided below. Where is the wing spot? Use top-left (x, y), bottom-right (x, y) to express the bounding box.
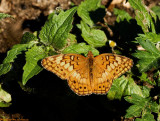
top-left (124, 68), bottom-right (128, 71)
top-left (77, 57), bottom-right (80, 60)
top-left (70, 56), bottom-right (74, 60)
top-left (107, 65), bottom-right (111, 72)
top-left (68, 66), bottom-right (73, 71)
top-left (60, 62), bottom-right (65, 66)
top-left (110, 63), bottom-right (115, 69)
top-left (48, 57), bottom-right (54, 61)
top-left (60, 69), bottom-right (63, 71)
top-left (48, 62), bottom-right (52, 66)
top-left (64, 63), bottom-right (70, 69)
top-left (119, 67), bottom-right (123, 71)
top-left (114, 62), bottom-right (118, 66)
top-left (47, 67), bottom-right (52, 71)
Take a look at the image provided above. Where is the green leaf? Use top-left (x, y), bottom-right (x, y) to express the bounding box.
top-left (3, 44), bottom-right (29, 64)
top-left (114, 8), bottom-right (132, 23)
top-left (133, 40), bottom-right (160, 72)
top-left (67, 33), bottom-right (77, 46)
top-left (107, 76), bottom-right (144, 100)
top-left (123, 77), bottom-right (144, 97)
top-left (80, 21), bottom-right (107, 47)
top-left (0, 102), bottom-right (11, 107)
top-left (158, 111), bottom-right (160, 121)
top-left (0, 13), bottom-right (12, 20)
top-left (0, 43), bottom-right (35, 76)
top-left (124, 94), bottom-right (148, 105)
top-left (0, 63), bottom-right (12, 76)
top-left (107, 76), bottom-right (128, 100)
top-left (62, 42), bottom-right (99, 56)
top-left (21, 32), bottom-right (37, 44)
top-left (128, 0), bottom-right (156, 33)
top-left (135, 113), bottom-right (155, 121)
top-left (77, 0), bottom-right (104, 27)
top-left (0, 84), bottom-right (11, 107)
top-left (149, 101), bottom-right (159, 113)
top-left (125, 94), bottom-right (159, 119)
top-left (39, 7), bottom-right (77, 50)
top-left (137, 33), bottom-right (160, 43)
top-left (125, 105), bottom-right (143, 118)
top-left (151, 6), bottom-right (160, 19)
top-left (141, 86), bottom-right (150, 98)
top-left (22, 45), bottom-right (47, 85)
top-left (139, 72), bottom-right (156, 85)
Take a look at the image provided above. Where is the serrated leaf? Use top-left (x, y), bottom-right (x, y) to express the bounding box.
top-left (139, 72), bottom-right (156, 85)
top-left (67, 33), bottom-right (77, 45)
top-left (80, 21), bottom-right (107, 47)
top-left (114, 8), bottom-right (132, 23)
top-left (125, 94), bottom-right (158, 119)
top-left (133, 40), bottom-right (160, 72)
top-left (62, 42), bottom-right (99, 56)
top-left (124, 94), bottom-right (148, 105)
top-left (0, 43), bottom-right (35, 76)
top-left (128, 0), bottom-right (156, 33)
top-left (123, 77), bottom-right (144, 97)
top-left (141, 86), bottom-right (150, 98)
top-left (0, 63), bottom-right (12, 76)
top-left (125, 105), bottom-right (143, 118)
top-left (149, 101), bottom-right (159, 113)
top-left (22, 45), bottom-right (47, 85)
top-left (107, 76), bottom-right (144, 100)
top-left (151, 6), bottom-right (160, 18)
top-left (137, 33), bottom-right (160, 43)
top-left (3, 44), bottom-right (28, 63)
top-left (135, 113), bottom-right (155, 121)
top-left (39, 7), bottom-right (77, 50)
top-left (107, 76), bottom-right (128, 100)
top-left (0, 13), bottom-right (12, 20)
top-left (77, 0), bottom-right (104, 27)
top-left (21, 32), bottom-right (37, 44)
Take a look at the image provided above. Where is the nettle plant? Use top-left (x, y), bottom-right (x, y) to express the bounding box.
top-left (0, 0), bottom-right (160, 120)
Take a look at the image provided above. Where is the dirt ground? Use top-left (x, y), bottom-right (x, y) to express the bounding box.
top-left (0, 0), bottom-right (160, 120)
top-left (0, 0), bottom-right (159, 53)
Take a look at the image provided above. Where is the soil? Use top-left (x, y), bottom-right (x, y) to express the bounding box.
top-left (0, 0), bottom-right (159, 121)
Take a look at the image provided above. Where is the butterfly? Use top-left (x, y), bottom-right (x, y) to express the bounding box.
top-left (41, 51), bottom-right (133, 96)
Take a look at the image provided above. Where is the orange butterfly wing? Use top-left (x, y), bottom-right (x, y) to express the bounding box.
top-left (42, 52), bottom-right (133, 96)
top-left (41, 54), bottom-right (92, 95)
top-left (92, 54), bottom-right (133, 94)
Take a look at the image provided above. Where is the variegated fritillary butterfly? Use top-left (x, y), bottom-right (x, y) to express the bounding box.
top-left (41, 51), bottom-right (133, 96)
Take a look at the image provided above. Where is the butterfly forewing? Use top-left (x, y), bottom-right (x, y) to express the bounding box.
top-left (41, 54), bottom-right (92, 95)
top-left (92, 54), bottom-right (133, 94)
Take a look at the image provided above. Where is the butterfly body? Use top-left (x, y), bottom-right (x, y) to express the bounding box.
top-left (41, 51), bottom-right (133, 96)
